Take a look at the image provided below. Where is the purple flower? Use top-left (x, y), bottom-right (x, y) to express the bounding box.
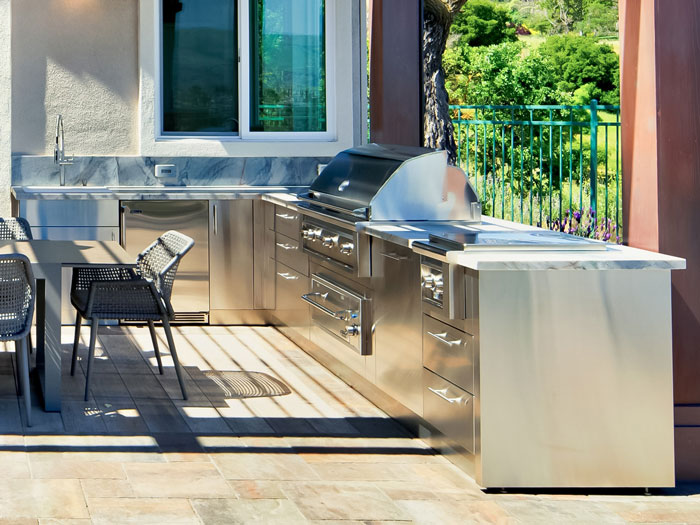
top-left (573, 211), bottom-right (582, 221)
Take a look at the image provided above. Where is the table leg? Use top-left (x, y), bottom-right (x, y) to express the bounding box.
top-left (35, 265), bottom-right (62, 412)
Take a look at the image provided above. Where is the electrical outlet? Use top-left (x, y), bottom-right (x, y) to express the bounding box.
top-left (155, 164), bottom-right (178, 185)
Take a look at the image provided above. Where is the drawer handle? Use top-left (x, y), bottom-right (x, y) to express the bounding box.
top-left (276, 242), bottom-right (296, 251)
top-left (276, 213), bottom-right (297, 221)
top-left (428, 387), bottom-right (469, 405)
top-left (427, 331), bottom-right (462, 347)
top-left (277, 272), bottom-right (299, 281)
top-left (380, 252), bottom-right (408, 261)
top-left (301, 292), bottom-right (355, 321)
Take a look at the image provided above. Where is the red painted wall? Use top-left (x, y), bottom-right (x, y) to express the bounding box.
top-left (369, 0), bottom-right (423, 146)
top-left (620, 0), bottom-right (700, 481)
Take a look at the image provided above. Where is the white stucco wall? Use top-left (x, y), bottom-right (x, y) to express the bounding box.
top-left (11, 0), bottom-right (139, 156)
top-left (0, 0), bottom-right (11, 215)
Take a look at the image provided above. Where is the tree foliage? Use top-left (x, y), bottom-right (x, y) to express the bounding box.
top-left (538, 35), bottom-right (619, 104)
top-left (450, 0), bottom-right (518, 46)
top-left (540, 0), bottom-right (617, 36)
top-left (444, 34), bottom-right (619, 105)
top-left (445, 41), bottom-right (558, 105)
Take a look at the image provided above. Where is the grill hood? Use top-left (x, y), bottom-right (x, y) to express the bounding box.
top-left (299, 144), bottom-right (481, 222)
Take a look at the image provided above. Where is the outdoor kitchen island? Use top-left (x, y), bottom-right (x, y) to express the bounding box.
top-left (13, 183), bottom-right (685, 490)
top-left (353, 216), bottom-right (686, 489)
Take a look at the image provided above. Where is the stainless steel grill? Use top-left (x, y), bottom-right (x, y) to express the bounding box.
top-left (298, 144), bottom-right (482, 222)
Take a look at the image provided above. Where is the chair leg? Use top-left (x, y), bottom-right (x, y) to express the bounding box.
top-left (19, 337), bottom-right (31, 427)
top-left (12, 340), bottom-right (21, 396)
top-left (147, 320), bottom-right (164, 375)
top-left (71, 312), bottom-right (83, 376)
top-left (162, 318), bottom-right (188, 400)
top-left (84, 318), bottom-right (99, 402)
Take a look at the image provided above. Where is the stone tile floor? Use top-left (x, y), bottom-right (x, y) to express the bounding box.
top-left (0, 325), bottom-right (696, 524)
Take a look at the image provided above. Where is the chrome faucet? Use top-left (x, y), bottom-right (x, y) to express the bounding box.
top-left (54, 115), bottom-right (73, 186)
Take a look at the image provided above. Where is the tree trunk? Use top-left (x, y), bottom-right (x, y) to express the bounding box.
top-left (423, 0), bottom-right (467, 164)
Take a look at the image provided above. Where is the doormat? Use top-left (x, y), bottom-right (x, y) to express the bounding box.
top-left (203, 371), bottom-right (292, 398)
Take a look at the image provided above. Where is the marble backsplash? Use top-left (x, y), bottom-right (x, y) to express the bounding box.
top-left (12, 155), bottom-right (331, 187)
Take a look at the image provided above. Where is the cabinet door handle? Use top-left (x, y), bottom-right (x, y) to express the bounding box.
top-left (277, 272), bottom-right (298, 281)
top-left (276, 213), bottom-right (296, 221)
top-left (213, 204), bottom-right (218, 236)
top-left (428, 387), bottom-right (469, 405)
top-left (427, 331), bottom-right (462, 347)
top-left (276, 242), bottom-right (296, 251)
top-left (379, 252), bottom-right (408, 261)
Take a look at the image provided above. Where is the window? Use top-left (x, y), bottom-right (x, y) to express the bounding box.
top-left (160, 0), bottom-right (327, 137)
top-left (162, 0), bottom-right (239, 134)
top-left (250, 0), bottom-right (326, 132)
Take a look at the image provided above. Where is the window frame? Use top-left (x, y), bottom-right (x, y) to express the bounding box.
top-left (156, 0), bottom-right (336, 142)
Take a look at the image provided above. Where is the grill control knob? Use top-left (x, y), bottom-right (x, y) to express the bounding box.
top-left (303, 228), bottom-right (322, 241)
top-left (432, 278), bottom-right (444, 301)
top-left (422, 274), bottom-right (435, 290)
top-left (339, 242), bottom-right (354, 255)
top-left (341, 324), bottom-right (360, 337)
top-left (322, 234), bottom-right (339, 248)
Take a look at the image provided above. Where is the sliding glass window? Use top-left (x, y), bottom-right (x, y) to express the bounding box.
top-left (250, 0), bottom-right (326, 133)
top-left (162, 0), bottom-right (239, 134)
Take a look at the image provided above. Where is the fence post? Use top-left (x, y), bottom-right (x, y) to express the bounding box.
top-left (589, 99), bottom-right (598, 218)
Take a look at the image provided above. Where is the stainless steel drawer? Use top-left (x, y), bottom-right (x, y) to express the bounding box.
top-left (275, 232), bottom-right (308, 276)
top-left (275, 261), bottom-right (309, 340)
top-left (22, 199), bottom-right (119, 227)
top-left (274, 206), bottom-right (302, 239)
top-left (423, 315), bottom-right (474, 393)
top-left (423, 368), bottom-right (474, 453)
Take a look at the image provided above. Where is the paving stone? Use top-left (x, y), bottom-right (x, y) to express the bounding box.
top-left (191, 498), bottom-right (307, 525)
top-left (124, 462), bottom-right (233, 498)
top-left (87, 497), bottom-right (198, 524)
top-left (29, 452), bottom-right (126, 479)
top-left (79, 479), bottom-right (135, 498)
top-left (211, 451), bottom-right (319, 481)
top-left (0, 479), bottom-right (88, 519)
top-left (281, 481), bottom-right (408, 521)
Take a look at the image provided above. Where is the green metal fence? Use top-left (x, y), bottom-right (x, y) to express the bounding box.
top-left (451, 100), bottom-right (621, 242)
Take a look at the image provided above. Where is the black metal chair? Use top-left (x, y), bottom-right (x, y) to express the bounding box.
top-left (0, 218), bottom-right (34, 354)
top-left (69, 230), bottom-right (194, 401)
top-left (0, 254), bottom-right (35, 426)
top-left (0, 217), bottom-right (33, 241)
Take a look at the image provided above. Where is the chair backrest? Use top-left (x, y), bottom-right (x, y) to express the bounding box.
top-left (0, 254), bottom-right (35, 340)
top-left (0, 218), bottom-right (33, 241)
top-left (137, 230), bottom-right (194, 313)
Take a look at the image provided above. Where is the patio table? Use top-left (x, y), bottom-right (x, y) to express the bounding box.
top-left (0, 240), bottom-right (136, 411)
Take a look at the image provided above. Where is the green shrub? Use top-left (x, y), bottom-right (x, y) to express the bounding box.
top-left (538, 35), bottom-right (619, 104)
top-left (451, 0), bottom-right (518, 46)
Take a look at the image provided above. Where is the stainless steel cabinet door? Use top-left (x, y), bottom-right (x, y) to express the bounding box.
top-left (371, 239), bottom-right (423, 415)
top-left (122, 200), bottom-right (209, 315)
top-left (209, 200), bottom-right (254, 310)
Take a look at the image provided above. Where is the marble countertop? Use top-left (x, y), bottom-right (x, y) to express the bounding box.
top-left (358, 218), bottom-right (686, 271)
top-left (13, 185), bottom-right (685, 271)
top-left (12, 185), bottom-right (308, 201)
